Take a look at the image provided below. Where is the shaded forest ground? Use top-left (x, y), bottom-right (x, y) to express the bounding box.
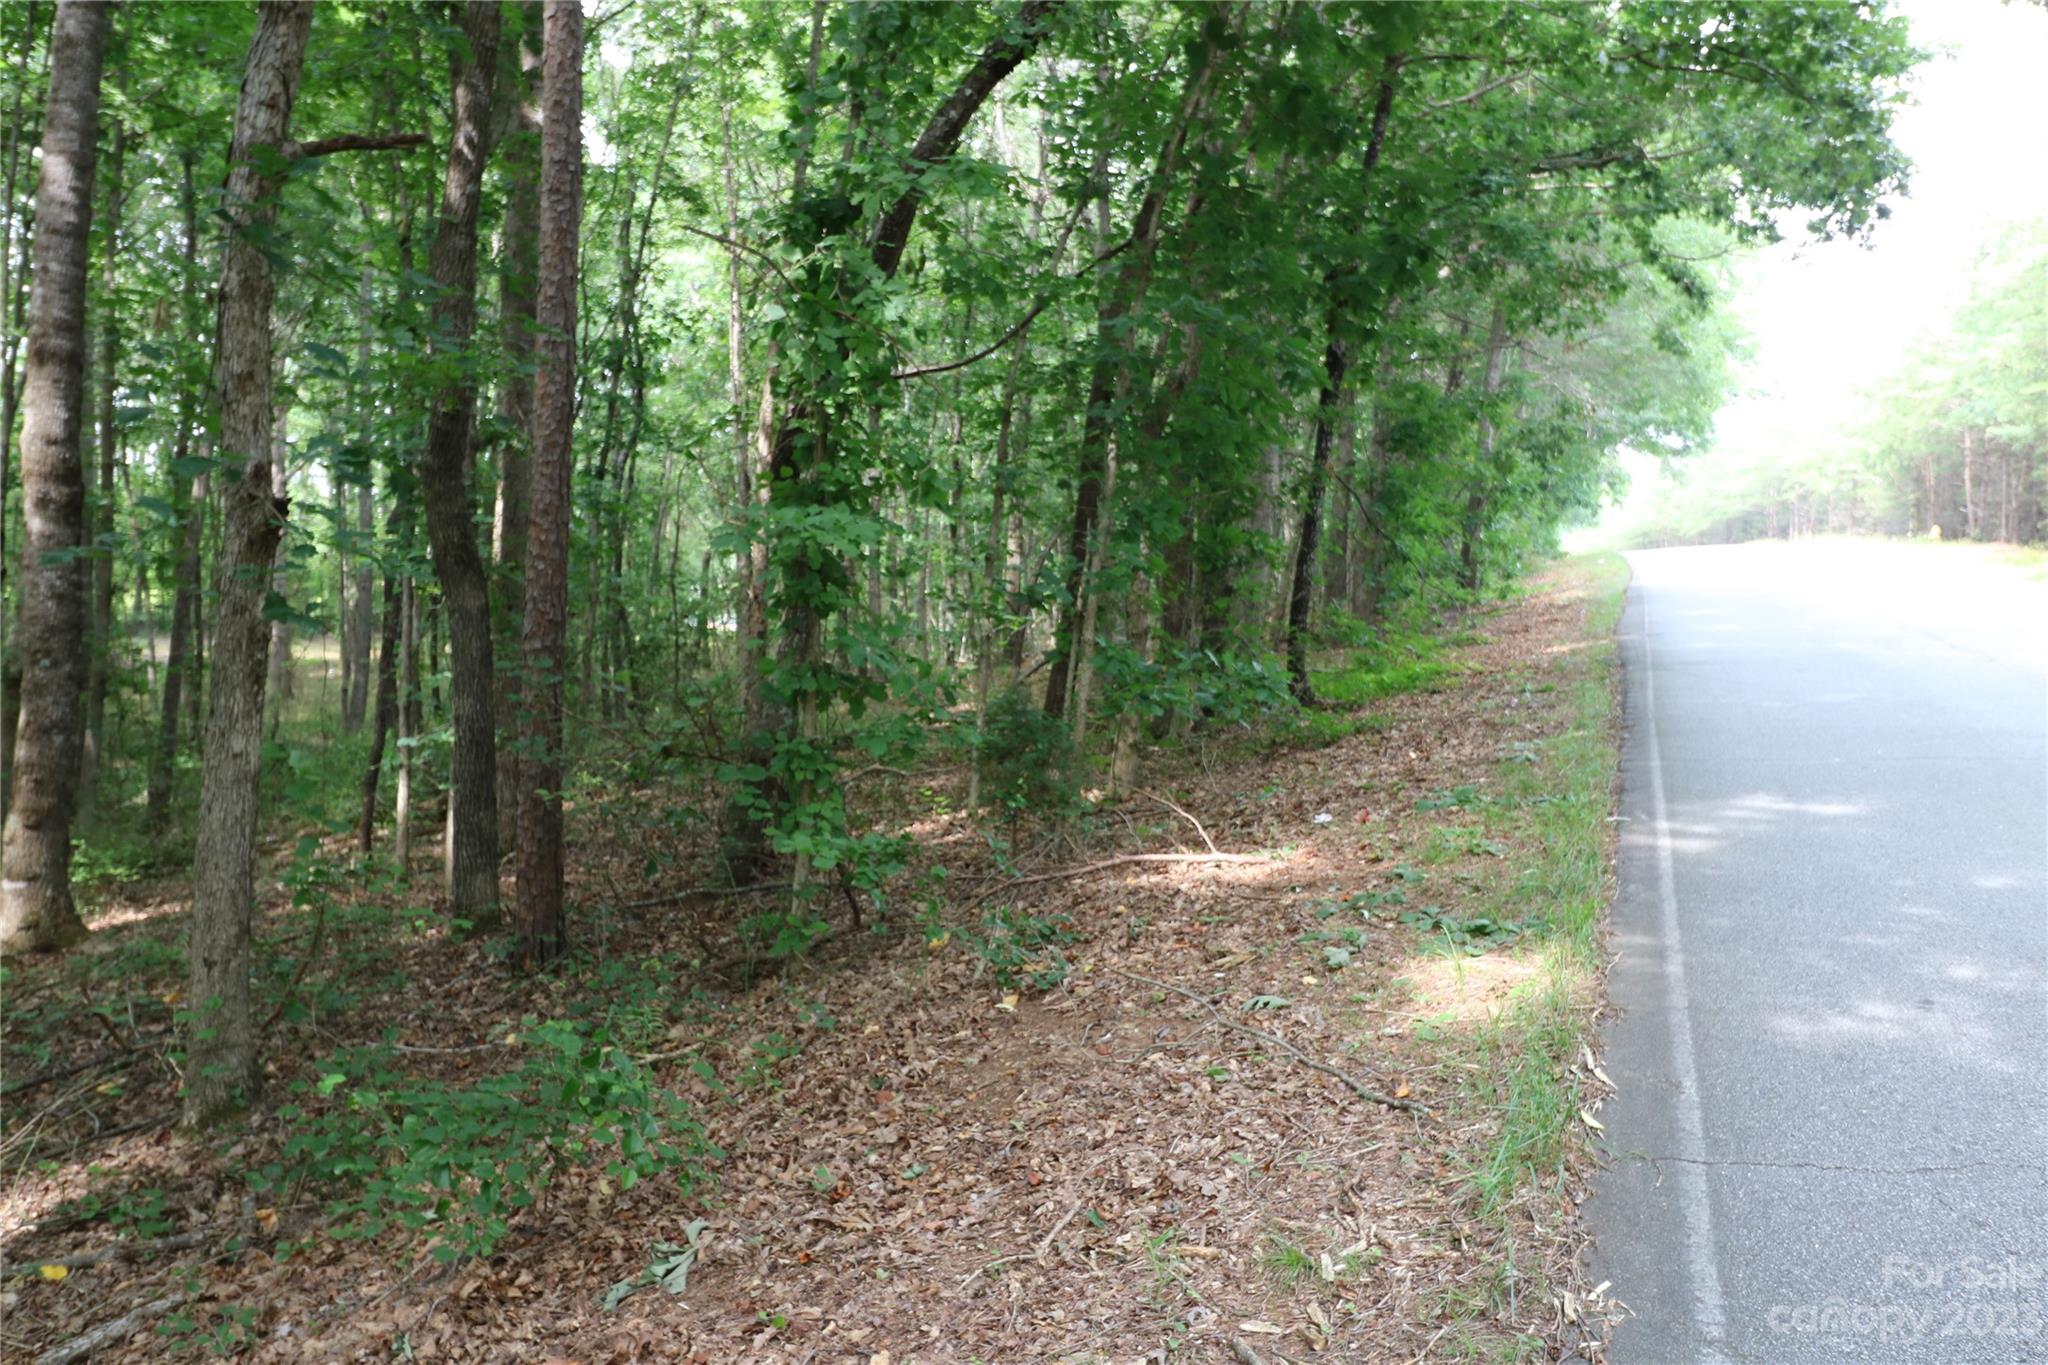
top-left (1, 556), bottom-right (1629, 1364)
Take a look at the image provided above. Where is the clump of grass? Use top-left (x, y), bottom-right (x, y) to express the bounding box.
top-left (1313, 648), bottom-right (1458, 706)
top-left (1260, 1233), bottom-right (1318, 1288)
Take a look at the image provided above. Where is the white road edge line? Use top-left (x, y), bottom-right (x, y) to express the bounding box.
top-left (1639, 582), bottom-right (1732, 1362)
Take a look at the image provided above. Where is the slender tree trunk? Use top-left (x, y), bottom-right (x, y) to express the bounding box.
top-left (1961, 427), bottom-right (1977, 540)
top-left (82, 100), bottom-right (122, 816)
top-left (341, 255), bottom-right (375, 734)
top-left (358, 513), bottom-right (402, 853)
top-left (1287, 315), bottom-right (1350, 704)
top-left (1456, 304), bottom-right (1510, 593)
top-left (420, 0), bottom-right (501, 921)
top-left (492, 18), bottom-right (540, 854)
top-left (0, 3), bottom-right (40, 839)
top-left (1044, 31), bottom-right (1224, 719)
top-left (262, 399), bottom-right (294, 738)
top-left (513, 0), bottom-right (582, 968)
top-left (395, 576), bottom-right (417, 875)
top-left (183, 0), bottom-right (314, 1128)
top-left (146, 458), bottom-right (204, 833)
top-left (0, 0), bottom-right (108, 957)
top-left (148, 153), bottom-right (204, 827)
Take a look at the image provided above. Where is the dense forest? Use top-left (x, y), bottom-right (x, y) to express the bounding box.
top-left (1611, 216), bottom-right (2048, 547)
top-left (0, 0), bottom-right (1922, 1357)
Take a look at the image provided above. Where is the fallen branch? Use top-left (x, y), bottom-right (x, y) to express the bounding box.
top-left (1103, 967), bottom-right (1427, 1114)
top-left (35, 1290), bottom-right (193, 1365)
top-left (4, 1229), bottom-right (212, 1280)
top-left (0, 1048), bottom-right (134, 1098)
top-left (985, 851), bottom-right (1268, 899)
top-left (1135, 789), bottom-right (1219, 854)
top-left (611, 882), bottom-right (780, 912)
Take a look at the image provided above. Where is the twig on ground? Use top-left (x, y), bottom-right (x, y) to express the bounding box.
top-left (1135, 789), bottom-right (1220, 854)
top-left (1035, 1198), bottom-right (1084, 1264)
top-left (978, 852), bottom-right (1268, 904)
top-left (1102, 967), bottom-right (1427, 1114)
top-left (3, 1228), bottom-right (213, 1280)
top-left (0, 1049), bottom-right (134, 1099)
top-left (611, 882), bottom-right (780, 912)
top-left (34, 1291), bottom-right (193, 1365)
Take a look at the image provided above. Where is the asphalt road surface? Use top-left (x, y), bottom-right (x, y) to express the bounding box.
top-left (1586, 541), bottom-right (2048, 1364)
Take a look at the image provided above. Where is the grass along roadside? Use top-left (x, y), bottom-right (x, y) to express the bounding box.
top-left (1400, 552), bottom-right (1630, 1355)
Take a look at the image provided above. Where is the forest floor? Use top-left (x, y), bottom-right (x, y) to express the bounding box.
top-left (0, 556), bottom-right (1629, 1365)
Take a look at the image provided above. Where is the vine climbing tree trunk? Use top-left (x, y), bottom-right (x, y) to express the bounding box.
top-left (513, 0), bottom-right (583, 968)
top-left (0, 0), bottom-right (109, 957)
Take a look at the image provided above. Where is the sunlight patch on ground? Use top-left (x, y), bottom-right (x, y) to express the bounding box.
top-left (82, 899), bottom-right (188, 932)
top-left (1392, 950), bottom-right (1545, 1025)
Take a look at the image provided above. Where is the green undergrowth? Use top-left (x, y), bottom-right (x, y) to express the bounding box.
top-left (1252, 627), bottom-right (1460, 753)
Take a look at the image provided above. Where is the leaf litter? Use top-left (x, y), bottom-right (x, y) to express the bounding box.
top-left (0, 568), bottom-right (1621, 1362)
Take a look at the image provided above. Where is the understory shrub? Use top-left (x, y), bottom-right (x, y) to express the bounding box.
top-left (257, 1019), bottom-right (714, 1261)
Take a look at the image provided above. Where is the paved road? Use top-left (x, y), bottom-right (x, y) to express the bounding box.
top-left (1587, 541), bottom-right (2048, 1363)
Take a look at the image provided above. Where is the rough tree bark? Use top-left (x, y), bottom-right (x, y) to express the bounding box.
top-left (513, 0), bottom-right (583, 968)
top-left (419, 0), bottom-right (501, 922)
top-left (0, 0), bottom-right (109, 957)
top-left (184, 0), bottom-right (316, 1128)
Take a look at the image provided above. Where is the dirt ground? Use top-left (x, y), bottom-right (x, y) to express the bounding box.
top-left (1, 564), bottom-right (1620, 1364)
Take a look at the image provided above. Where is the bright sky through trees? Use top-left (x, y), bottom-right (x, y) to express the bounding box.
top-left (1581, 0), bottom-right (2048, 545)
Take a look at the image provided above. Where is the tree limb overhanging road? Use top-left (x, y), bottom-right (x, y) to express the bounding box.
top-left (1589, 541), bottom-right (2048, 1363)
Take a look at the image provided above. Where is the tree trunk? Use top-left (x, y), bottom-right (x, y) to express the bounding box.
top-left (358, 511), bottom-right (403, 853)
top-left (341, 255), bottom-right (375, 734)
top-left (492, 17), bottom-right (540, 854)
top-left (146, 452), bottom-right (205, 834)
top-left (1287, 314), bottom-right (1351, 705)
top-left (1456, 304), bottom-right (1511, 593)
top-left (395, 576), bottom-right (417, 876)
top-left (1961, 427), bottom-right (1977, 540)
top-left (262, 399), bottom-right (294, 738)
top-left (82, 100), bottom-right (122, 817)
top-left (726, 0), bottom-right (1058, 874)
top-left (513, 0), bottom-right (582, 969)
top-left (420, 0), bottom-right (501, 922)
top-left (183, 0), bottom-right (314, 1128)
top-left (0, 0), bottom-right (108, 957)
top-left (1044, 31), bottom-right (1224, 719)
